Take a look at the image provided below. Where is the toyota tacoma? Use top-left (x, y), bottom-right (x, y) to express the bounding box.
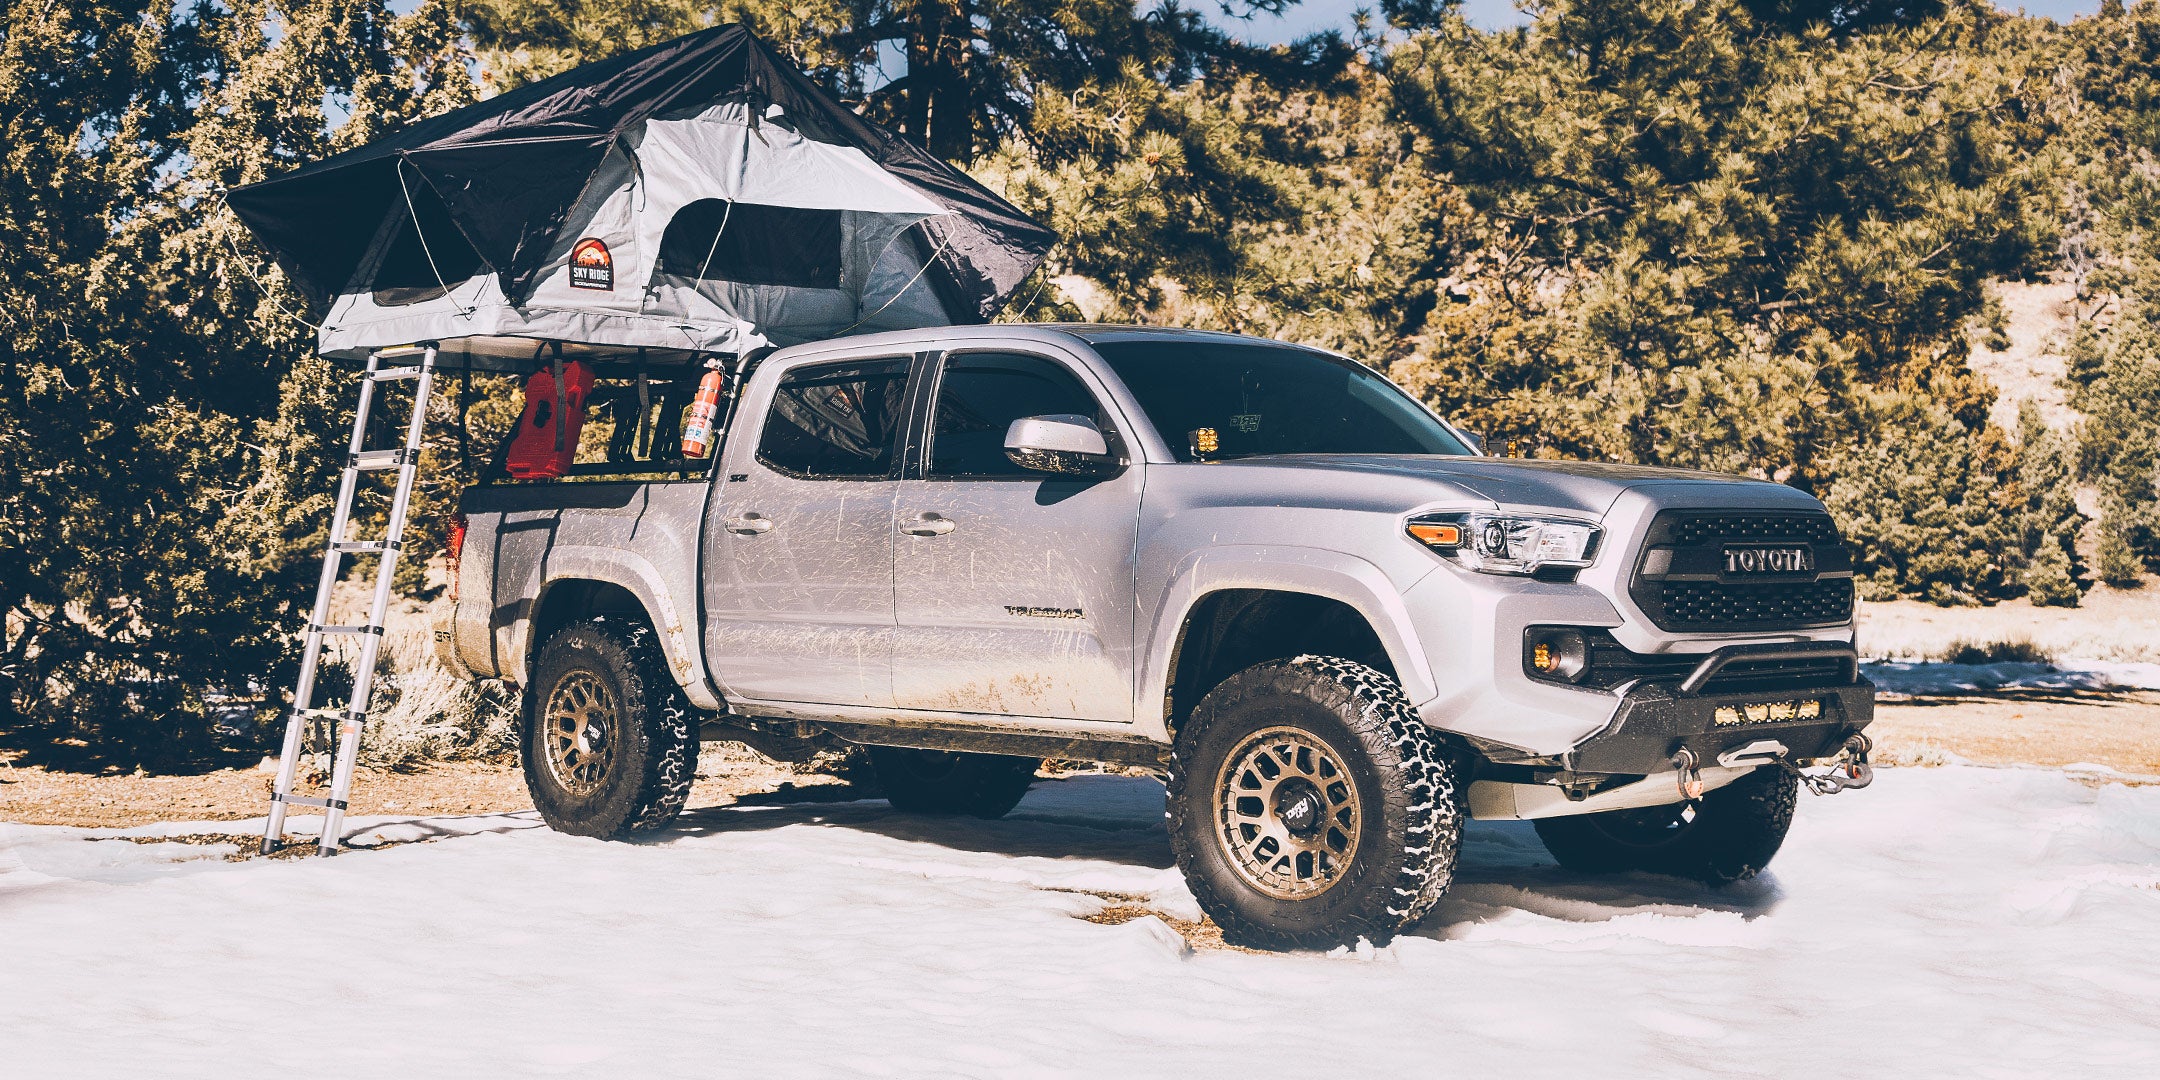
top-left (438, 325), bottom-right (1875, 950)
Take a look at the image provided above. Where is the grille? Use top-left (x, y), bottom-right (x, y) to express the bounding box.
top-left (1632, 511), bottom-right (1855, 632)
top-left (1653, 578), bottom-right (1855, 631)
top-left (1669, 513), bottom-right (1842, 546)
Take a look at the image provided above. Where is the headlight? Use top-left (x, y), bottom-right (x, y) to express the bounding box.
top-left (1407, 512), bottom-right (1602, 575)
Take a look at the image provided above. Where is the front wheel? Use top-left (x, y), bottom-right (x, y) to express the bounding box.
top-left (1167, 656), bottom-right (1463, 951)
top-left (1533, 764), bottom-right (1798, 884)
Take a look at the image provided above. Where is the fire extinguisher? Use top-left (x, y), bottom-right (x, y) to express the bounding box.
top-left (681, 359), bottom-right (727, 458)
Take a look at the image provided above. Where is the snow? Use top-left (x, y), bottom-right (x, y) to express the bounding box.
top-left (1863, 658), bottom-right (2160, 695)
top-left (6, 767), bottom-right (2160, 1077)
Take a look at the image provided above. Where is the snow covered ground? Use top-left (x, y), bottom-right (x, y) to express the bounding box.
top-left (5, 766), bottom-right (2159, 1078)
top-left (1863, 658), bottom-right (2160, 695)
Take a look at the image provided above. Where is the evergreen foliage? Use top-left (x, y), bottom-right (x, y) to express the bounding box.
top-left (2022, 540), bottom-right (2081, 607)
top-left (7, 0), bottom-right (2160, 757)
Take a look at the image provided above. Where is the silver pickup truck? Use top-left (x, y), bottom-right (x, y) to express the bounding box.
top-left (440, 324), bottom-right (1875, 950)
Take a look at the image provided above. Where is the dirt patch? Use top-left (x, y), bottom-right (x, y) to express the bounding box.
top-left (1046, 886), bottom-right (1257, 953)
top-left (0, 743), bottom-right (834, 829)
top-left (99, 833), bottom-right (339, 861)
top-left (1870, 691), bottom-right (2160, 778)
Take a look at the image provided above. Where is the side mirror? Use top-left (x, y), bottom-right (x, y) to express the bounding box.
top-left (1459, 430), bottom-right (1485, 454)
top-left (1004, 414), bottom-right (1118, 477)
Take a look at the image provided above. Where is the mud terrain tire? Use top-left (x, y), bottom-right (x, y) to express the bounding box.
top-left (1167, 656), bottom-right (1462, 951)
top-left (522, 618), bottom-right (697, 838)
top-left (1533, 764), bottom-right (1798, 884)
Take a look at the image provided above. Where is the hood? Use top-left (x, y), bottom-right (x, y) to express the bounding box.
top-left (1237, 455), bottom-right (1806, 517)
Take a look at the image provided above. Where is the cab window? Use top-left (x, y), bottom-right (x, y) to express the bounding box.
top-left (756, 358), bottom-right (912, 480)
top-left (926, 352), bottom-right (1103, 478)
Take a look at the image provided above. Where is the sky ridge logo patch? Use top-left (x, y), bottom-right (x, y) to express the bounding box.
top-left (569, 237), bottom-right (613, 290)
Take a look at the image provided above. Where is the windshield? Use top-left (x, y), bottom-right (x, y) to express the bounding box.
top-left (1090, 339), bottom-right (1474, 461)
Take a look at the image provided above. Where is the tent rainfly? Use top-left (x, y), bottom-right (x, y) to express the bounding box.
top-left (227, 25), bottom-right (1057, 367)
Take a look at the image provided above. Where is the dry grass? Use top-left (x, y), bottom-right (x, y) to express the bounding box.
top-left (1936, 638), bottom-right (2055, 665)
top-left (1045, 886), bottom-right (1256, 953)
top-left (1856, 583), bottom-right (2160, 663)
top-left (307, 581), bottom-right (516, 771)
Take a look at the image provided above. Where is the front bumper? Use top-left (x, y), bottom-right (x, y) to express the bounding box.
top-left (1564, 677), bottom-right (1874, 776)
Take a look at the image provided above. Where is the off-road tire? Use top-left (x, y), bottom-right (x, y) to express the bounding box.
top-left (1533, 764), bottom-right (1798, 884)
top-left (867, 748), bottom-right (1039, 819)
top-left (1167, 656), bottom-right (1462, 951)
top-left (522, 617), bottom-right (698, 838)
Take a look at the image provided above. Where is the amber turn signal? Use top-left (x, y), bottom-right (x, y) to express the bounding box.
top-left (1407, 522), bottom-right (1462, 547)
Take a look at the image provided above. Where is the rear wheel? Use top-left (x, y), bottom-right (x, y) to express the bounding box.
top-left (522, 618), bottom-right (698, 838)
top-left (868, 747), bottom-right (1039, 819)
top-left (1167, 656), bottom-right (1462, 951)
top-left (1533, 765), bottom-right (1798, 884)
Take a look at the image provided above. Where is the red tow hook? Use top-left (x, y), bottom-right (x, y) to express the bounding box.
top-left (1673, 747), bottom-right (1705, 801)
top-left (1802, 733), bottom-right (1874, 795)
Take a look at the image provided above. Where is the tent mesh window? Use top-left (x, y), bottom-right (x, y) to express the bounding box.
top-left (657, 200), bottom-right (844, 289)
top-left (372, 183), bottom-right (487, 306)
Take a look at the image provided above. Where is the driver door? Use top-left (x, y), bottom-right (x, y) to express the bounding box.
top-left (889, 350), bottom-right (1143, 723)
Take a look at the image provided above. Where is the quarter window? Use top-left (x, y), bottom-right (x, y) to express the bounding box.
top-left (927, 352), bottom-right (1103, 478)
top-left (756, 358), bottom-right (912, 480)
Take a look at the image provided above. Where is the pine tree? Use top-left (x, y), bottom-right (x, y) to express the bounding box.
top-left (2095, 496), bottom-right (2148, 587)
top-left (0, 1), bottom-right (472, 759)
top-left (2023, 540), bottom-right (2080, 606)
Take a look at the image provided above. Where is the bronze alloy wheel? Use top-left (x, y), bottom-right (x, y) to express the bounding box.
top-left (1214, 725), bottom-right (1363, 901)
top-left (543, 669), bottom-right (617, 797)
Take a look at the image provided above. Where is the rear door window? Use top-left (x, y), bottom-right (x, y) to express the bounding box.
top-left (755, 358), bottom-right (913, 480)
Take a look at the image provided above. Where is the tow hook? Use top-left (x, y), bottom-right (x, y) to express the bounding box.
top-left (1673, 747), bottom-right (1705, 801)
top-left (1801, 733), bottom-right (1874, 796)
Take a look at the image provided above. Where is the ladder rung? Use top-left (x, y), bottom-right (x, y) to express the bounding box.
top-left (272, 792), bottom-right (349, 811)
top-left (295, 707), bottom-right (365, 723)
top-left (330, 539), bottom-right (402, 554)
top-left (369, 365), bottom-right (427, 381)
top-left (309, 624), bottom-right (384, 637)
top-left (349, 449), bottom-right (417, 471)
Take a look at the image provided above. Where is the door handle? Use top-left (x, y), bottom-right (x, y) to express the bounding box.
top-left (901, 512), bottom-right (956, 537)
top-left (726, 512), bottom-right (774, 535)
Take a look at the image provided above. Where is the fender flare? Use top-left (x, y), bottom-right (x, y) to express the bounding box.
top-left (515, 545), bottom-right (723, 711)
top-left (1138, 545), bottom-right (1436, 738)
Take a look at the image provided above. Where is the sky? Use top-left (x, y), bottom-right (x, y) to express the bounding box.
top-left (1218, 0), bottom-right (2106, 42)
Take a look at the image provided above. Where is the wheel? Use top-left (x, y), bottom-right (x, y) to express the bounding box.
top-left (1167, 656), bottom-right (1462, 951)
top-left (867, 747), bottom-right (1038, 819)
top-left (1533, 764), bottom-right (1798, 884)
top-left (522, 618), bottom-right (698, 838)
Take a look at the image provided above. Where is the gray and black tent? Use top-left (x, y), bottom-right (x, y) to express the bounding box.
top-left (228, 24), bottom-right (1056, 366)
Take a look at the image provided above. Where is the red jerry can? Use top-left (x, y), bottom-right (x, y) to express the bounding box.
top-left (505, 358), bottom-right (595, 480)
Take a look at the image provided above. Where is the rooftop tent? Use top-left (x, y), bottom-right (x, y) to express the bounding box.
top-left (226, 25), bottom-right (1056, 368)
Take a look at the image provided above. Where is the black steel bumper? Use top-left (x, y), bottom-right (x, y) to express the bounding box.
top-left (1562, 671), bottom-right (1875, 776)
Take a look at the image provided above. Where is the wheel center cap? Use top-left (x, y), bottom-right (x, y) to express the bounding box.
top-left (1275, 779), bottom-right (1324, 839)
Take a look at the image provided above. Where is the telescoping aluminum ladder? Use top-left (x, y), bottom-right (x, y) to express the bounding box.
top-left (262, 343), bottom-right (439, 856)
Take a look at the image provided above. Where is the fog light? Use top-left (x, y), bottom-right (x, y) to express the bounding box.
top-left (1525, 628), bottom-right (1589, 683)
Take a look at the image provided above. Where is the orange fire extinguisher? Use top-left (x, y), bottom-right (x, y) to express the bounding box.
top-left (681, 361), bottom-right (727, 458)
